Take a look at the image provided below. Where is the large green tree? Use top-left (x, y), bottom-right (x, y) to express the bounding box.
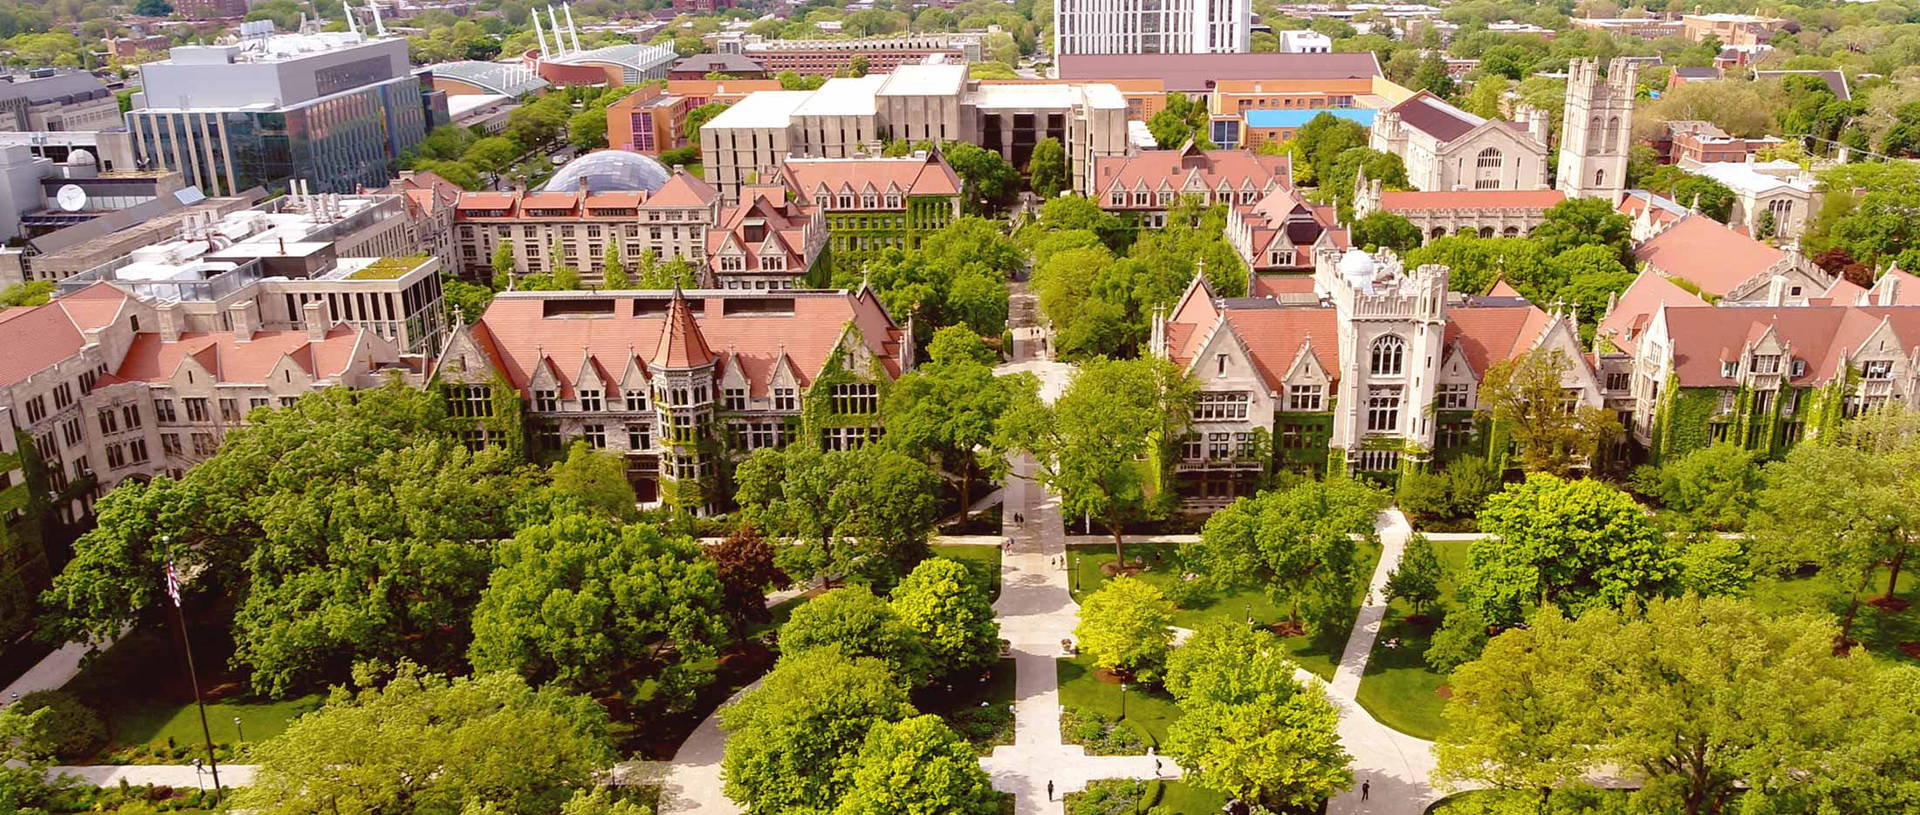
top-left (890, 557), bottom-right (1000, 678)
top-left (237, 664), bottom-right (614, 815)
top-left (734, 442), bottom-right (941, 589)
top-left (884, 327), bottom-right (1013, 513)
top-left (1163, 624), bottom-right (1351, 810)
top-left (468, 513), bottom-right (731, 705)
top-left (1194, 478), bottom-right (1386, 632)
top-left (1074, 576), bottom-right (1174, 682)
top-left (779, 585), bottom-right (932, 684)
top-left (1438, 596), bottom-right (1920, 815)
top-left (1478, 349), bottom-right (1620, 477)
top-left (833, 715), bottom-right (1002, 815)
top-left (1027, 136), bottom-right (1068, 199)
top-left (720, 648), bottom-right (917, 814)
top-left (1464, 474), bottom-right (1675, 629)
top-left (995, 357), bottom-right (1194, 557)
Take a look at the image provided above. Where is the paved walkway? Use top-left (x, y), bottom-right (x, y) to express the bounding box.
top-left (50, 763), bottom-right (256, 789)
top-left (1322, 509), bottom-right (1449, 815)
top-left (3, 630), bottom-right (123, 704)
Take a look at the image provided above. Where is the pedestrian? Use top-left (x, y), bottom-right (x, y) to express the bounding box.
top-left (1015, 512), bottom-right (1024, 524)
top-left (1047, 780), bottom-right (1054, 801)
top-left (1362, 779), bottom-right (1370, 801)
top-left (1153, 757), bottom-right (1161, 776)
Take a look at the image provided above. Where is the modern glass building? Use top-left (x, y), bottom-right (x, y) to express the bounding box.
top-left (126, 30), bottom-right (430, 196)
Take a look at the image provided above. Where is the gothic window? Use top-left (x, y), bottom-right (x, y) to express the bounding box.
top-left (1366, 387), bottom-right (1402, 432)
top-left (1605, 116), bottom-right (1620, 151)
top-left (1369, 335), bottom-right (1405, 376)
top-left (1475, 147), bottom-right (1502, 169)
top-left (1595, 169), bottom-right (1605, 187)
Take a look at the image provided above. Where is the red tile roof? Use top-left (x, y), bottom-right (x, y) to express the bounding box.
top-left (1093, 144), bottom-right (1291, 203)
top-left (1251, 276), bottom-right (1317, 298)
top-left (780, 152), bottom-right (962, 204)
top-left (471, 291), bottom-right (904, 398)
top-left (56, 282), bottom-right (130, 332)
top-left (0, 302), bottom-right (85, 387)
top-left (1444, 304), bottom-right (1554, 375)
top-left (1219, 308), bottom-right (1340, 385)
top-left (112, 325), bottom-right (365, 383)
top-left (1633, 215), bottom-right (1785, 296)
top-left (654, 289), bottom-right (716, 369)
top-left (1378, 189), bottom-right (1565, 211)
top-left (452, 170), bottom-right (717, 221)
top-left (1659, 306), bottom-right (1920, 386)
top-left (1598, 271), bottom-right (1709, 354)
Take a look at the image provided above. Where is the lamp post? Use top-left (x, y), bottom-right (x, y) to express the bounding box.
top-left (1120, 682), bottom-right (1129, 720)
top-left (1245, 602), bottom-right (1252, 627)
top-left (233, 716), bottom-right (244, 744)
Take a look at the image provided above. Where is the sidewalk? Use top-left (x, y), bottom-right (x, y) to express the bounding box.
top-left (50, 763), bottom-right (256, 788)
top-left (3, 630), bottom-right (123, 703)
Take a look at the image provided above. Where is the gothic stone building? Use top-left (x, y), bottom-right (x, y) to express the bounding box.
top-left (1153, 246), bottom-right (1602, 505)
top-left (433, 286), bottom-right (909, 510)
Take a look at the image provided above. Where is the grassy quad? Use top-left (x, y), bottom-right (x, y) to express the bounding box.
top-left (1353, 537), bottom-right (1920, 743)
top-left (1352, 536), bottom-right (1475, 741)
top-left (1063, 778), bottom-right (1231, 814)
top-left (1064, 540), bottom-right (1381, 680)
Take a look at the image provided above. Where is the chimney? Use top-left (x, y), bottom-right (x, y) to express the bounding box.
top-left (1766, 274), bottom-right (1787, 306)
top-left (304, 299), bottom-right (330, 342)
top-left (229, 301), bottom-right (257, 342)
top-left (158, 302), bottom-right (184, 342)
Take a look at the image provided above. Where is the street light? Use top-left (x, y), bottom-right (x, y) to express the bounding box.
top-left (233, 716), bottom-right (244, 744)
top-left (1120, 682), bottom-right (1129, 720)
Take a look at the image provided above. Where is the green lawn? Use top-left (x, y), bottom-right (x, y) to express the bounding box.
top-left (1057, 654), bottom-right (1182, 749)
top-left (1354, 538), bottom-right (1475, 741)
top-left (931, 543), bottom-right (1004, 601)
top-left (1064, 778), bottom-right (1230, 814)
top-left (1751, 563), bottom-right (1920, 666)
top-left (1065, 541), bottom-right (1380, 680)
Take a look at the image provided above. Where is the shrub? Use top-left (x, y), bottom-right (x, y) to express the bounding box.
top-left (15, 690), bottom-right (107, 760)
top-left (1060, 707), bottom-right (1147, 755)
top-left (1396, 469), bottom-right (1452, 525)
top-left (1424, 608), bottom-right (1489, 673)
top-left (1443, 457), bottom-right (1501, 519)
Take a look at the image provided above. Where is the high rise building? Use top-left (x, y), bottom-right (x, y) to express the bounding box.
top-left (1053, 0), bottom-right (1250, 56)
top-left (125, 23), bottom-right (431, 197)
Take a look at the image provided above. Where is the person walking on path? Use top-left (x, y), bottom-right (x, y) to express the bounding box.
top-left (1362, 779), bottom-right (1370, 801)
top-left (1047, 781), bottom-right (1055, 801)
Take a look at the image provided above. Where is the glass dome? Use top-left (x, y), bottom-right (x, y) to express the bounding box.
top-left (540, 149), bottom-right (673, 193)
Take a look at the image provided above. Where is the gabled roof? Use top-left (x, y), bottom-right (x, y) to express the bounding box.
top-left (1633, 214), bottom-right (1784, 296)
top-left (112, 325), bottom-right (366, 384)
top-left (1598, 270), bottom-right (1709, 354)
top-left (1658, 306), bottom-right (1920, 386)
top-left (1386, 91), bottom-right (1486, 143)
top-left (1443, 303), bottom-right (1556, 375)
top-left (470, 290), bottom-right (906, 398)
top-left (1092, 144), bottom-right (1291, 202)
top-left (778, 153), bottom-right (962, 204)
top-left (0, 302), bottom-right (87, 387)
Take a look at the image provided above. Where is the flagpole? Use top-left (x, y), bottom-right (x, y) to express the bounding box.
top-left (164, 542), bottom-right (221, 797)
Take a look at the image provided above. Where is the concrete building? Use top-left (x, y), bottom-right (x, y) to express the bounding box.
top-left (740, 35), bottom-right (969, 76)
top-left (434, 286), bottom-right (910, 508)
top-left (699, 64), bottom-right (1130, 201)
top-left (608, 85), bottom-right (692, 155)
top-left (1681, 13), bottom-right (1786, 46)
top-left (126, 25), bottom-right (432, 196)
top-left (1371, 91), bottom-right (1551, 191)
top-left (669, 53), bottom-right (766, 81)
top-left (0, 71), bottom-right (121, 133)
top-left (1557, 58), bottom-right (1636, 201)
top-left (1152, 246), bottom-right (1601, 503)
top-left (1568, 16), bottom-right (1684, 39)
top-left (1055, 51), bottom-right (1383, 95)
top-left (1232, 107), bottom-right (1375, 150)
top-left (1053, 0), bottom-right (1251, 55)
top-left (1677, 159), bottom-right (1818, 241)
top-left (1278, 30), bottom-right (1333, 53)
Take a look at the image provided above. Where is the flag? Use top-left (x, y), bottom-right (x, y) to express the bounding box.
top-left (165, 562), bottom-right (181, 608)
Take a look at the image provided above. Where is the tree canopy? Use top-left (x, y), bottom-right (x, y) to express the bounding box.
top-left (719, 648), bottom-right (917, 814)
top-left (1194, 478), bottom-right (1387, 631)
top-left (1464, 474), bottom-right (1675, 628)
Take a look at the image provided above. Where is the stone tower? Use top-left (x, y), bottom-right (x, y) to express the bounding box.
top-left (1556, 57), bottom-right (1637, 202)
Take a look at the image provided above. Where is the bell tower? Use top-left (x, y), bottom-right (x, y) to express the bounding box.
top-left (1557, 57), bottom-right (1637, 202)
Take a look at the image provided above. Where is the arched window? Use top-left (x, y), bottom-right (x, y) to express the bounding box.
top-left (1370, 335), bottom-right (1405, 376)
top-left (1480, 226), bottom-right (1495, 238)
top-left (1502, 226), bottom-right (1521, 237)
top-left (1476, 147), bottom-right (1503, 169)
top-left (1431, 227), bottom-right (1447, 239)
top-left (1588, 115), bottom-right (1603, 147)
top-left (1605, 116), bottom-right (1620, 151)
top-left (1595, 169), bottom-right (1606, 187)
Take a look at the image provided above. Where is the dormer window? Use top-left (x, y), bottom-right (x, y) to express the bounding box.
top-left (625, 390), bottom-right (649, 412)
top-left (1111, 191), bottom-right (1126, 206)
top-left (1720, 360), bottom-right (1738, 378)
top-left (1864, 360), bottom-right (1895, 380)
top-left (885, 194), bottom-right (902, 208)
top-left (723, 387), bottom-right (747, 410)
top-left (578, 389), bottom-right (603, 411)
top-left (837, 193), bottom-right (854, 209)
top-left (1133, 191), bottom-right (1149, 206)
top-left (1791, 359), bottom-right (1806, 377)
top-left (535, 390), bottom-right (558, 412)
top-left (1751, 354), bottom-right (1780, 375)
top-left (861, 193), bottom-right (877, 208)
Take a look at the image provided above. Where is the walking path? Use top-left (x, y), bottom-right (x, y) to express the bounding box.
top-left (50, 763), bottom-right (256, 789)
top-left (3, 629), bottom-right (123, 703)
